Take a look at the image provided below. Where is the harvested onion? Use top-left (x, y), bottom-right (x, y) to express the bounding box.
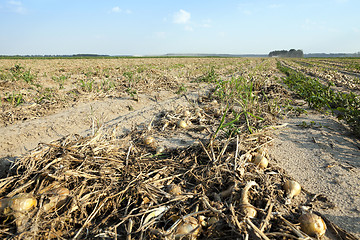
top-left (0, 193), bottom-right (38, 233)
top-left (183, 110), bottom-right (191, 117)
top-left (299, 212), bottom-right (326, 237)
top-left (156, 146), bottom-right (165, 155)
top-left (143, 136), bottom-right (155, 145)
top-left (8, 193), bottom-right (37, 213)
top-left (283, 180), bottom-right (301, 204)
top-left (175, 216), bottom-right (203, 240)
top-left (177, 120), bottom-right (187, 129)
top-left (253, 153), bottom-right (268, 169)
top-left (240, 181), bottom-right (258, 218)
top-left (43, 187), bottom-right (70, 212)
top-left (166, 184), bottom-right (182, 196)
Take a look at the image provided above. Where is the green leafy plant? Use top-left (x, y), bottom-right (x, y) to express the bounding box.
top-left (9, 64), bottom-right (36, 83)
top-left (100, 79), bottom-right (115, 92)
top-left (5, 92), bottom-right (24, 106)
top-left (278, 62), bottom-right (360, 136)
top-left (52, 75), bottom-right (69, 89)
top-left (176, 83), bottom-right (187, 94)
top-left (213, 75), bottom-right (264, 135)
top-left (125, 87), bottom-right (138, 101)
top-left (79, 79), bottom-right (94, 92)
top-left (123, 71), bottom-right (134, 80)
top-left (197, 66), bottom-right (217, 83)
top-left (35, 88), bottom-right (56, 103)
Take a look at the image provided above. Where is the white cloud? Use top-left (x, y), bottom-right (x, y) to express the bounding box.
top-left (111, 6), bottom-right (121, 13)
top-left (301, 18), bottom-right (339, 33)
top-left (352, 27), bottom-right (360, 33)
top-left (110, 6), bottom-right (132, 14)
top-left (7, 0), bottom-right (26, 14)
top-left (242, 9), bottom-right (252, 15)
top-left (173, 9), bottom-right (191, 24)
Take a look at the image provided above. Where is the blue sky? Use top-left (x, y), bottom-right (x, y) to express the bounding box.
top-left (0, 0), bottom-right (359, 55)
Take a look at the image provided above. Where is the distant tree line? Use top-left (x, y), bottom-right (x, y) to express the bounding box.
top-left (269, 49), bottom-right (304, 58)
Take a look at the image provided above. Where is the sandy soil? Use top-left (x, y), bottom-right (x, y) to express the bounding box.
top-left (268, 110), bottom-right (360, 238)
top-left (1, 87), bottom-right (359, 239)
top-left (0, 58), bottom-right (359, 238)
top-left (0, 84), bottom-right (211, 174)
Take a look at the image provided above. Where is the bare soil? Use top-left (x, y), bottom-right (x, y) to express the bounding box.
top-left (0, 58), bottom-right (359, 239)
top-left (268, 110), bottom-right (360, 238)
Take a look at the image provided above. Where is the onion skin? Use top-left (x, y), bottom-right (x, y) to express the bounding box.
top-left (167, 184), bottom-right (182, 196)
top-left (177, 120), bottom-right (187, 129)
top-left (175, 216), bottom-right (200, 240)
top-left (143, 136), bottom-right (155, 145)
top-left (299, 213), bottom-right (326, 237)
top-left (283, 180), bottom-right (301, 204)
top-left (8, 193), bottom-right (37, 213)
top-left (240, 181), bottom-right (258, 218)
top-left (43, 187), bottom-right (70, 212)
top-left (0, 198), bottom-right (10, 213)
top-left (156, 146), bottom-right (165, 155)
top-left (253, 154), bottom-right (268, 169)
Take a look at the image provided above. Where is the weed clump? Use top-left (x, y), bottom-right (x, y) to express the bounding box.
top-left (278, 62), bottom-right (360, 137)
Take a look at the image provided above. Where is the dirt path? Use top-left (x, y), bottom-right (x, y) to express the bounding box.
top-left (0, 84), bottom-right (211, 175)
top-left (268, 111), bottom-right (360, 238)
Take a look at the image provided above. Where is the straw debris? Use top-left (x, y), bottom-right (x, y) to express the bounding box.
top-left (0, 101), bottom-right (356, 239)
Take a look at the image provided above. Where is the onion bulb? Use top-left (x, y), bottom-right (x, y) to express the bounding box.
top-left (240, 181), bottom-right (258, 218)
top-left (156, 146), bottom-right (165, 155)
top-left (43, 187), bottom-right (70, 212)
top-left (8, 193), bottom-right (37, 213)
top-left (253, 153), bottom-right (268, 169)
top-left (298, 213), bottom-right (326, 237)
top-left (183, 110), bottom-right (191, 117)
top-left (175, 216), bottom-right (201, 240)
top-left (177, 120), bottom-right (187, 129)
top-left (143, 136), bottom-right (155, 145)
top-left (0, 194), bottom-right (37, 232)
top-left (283, 180), bottom-right (301, 204)
top-left (167, 184), bottom-right (182, 196)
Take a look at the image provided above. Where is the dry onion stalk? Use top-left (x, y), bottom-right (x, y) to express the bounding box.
top-left (240, 181), bottom-right (258, 218)
top-left (166, 184), bottom-right (182, 196)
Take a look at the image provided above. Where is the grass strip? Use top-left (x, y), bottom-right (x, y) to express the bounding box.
top-left (277, 62), bottom-right (360, 137)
